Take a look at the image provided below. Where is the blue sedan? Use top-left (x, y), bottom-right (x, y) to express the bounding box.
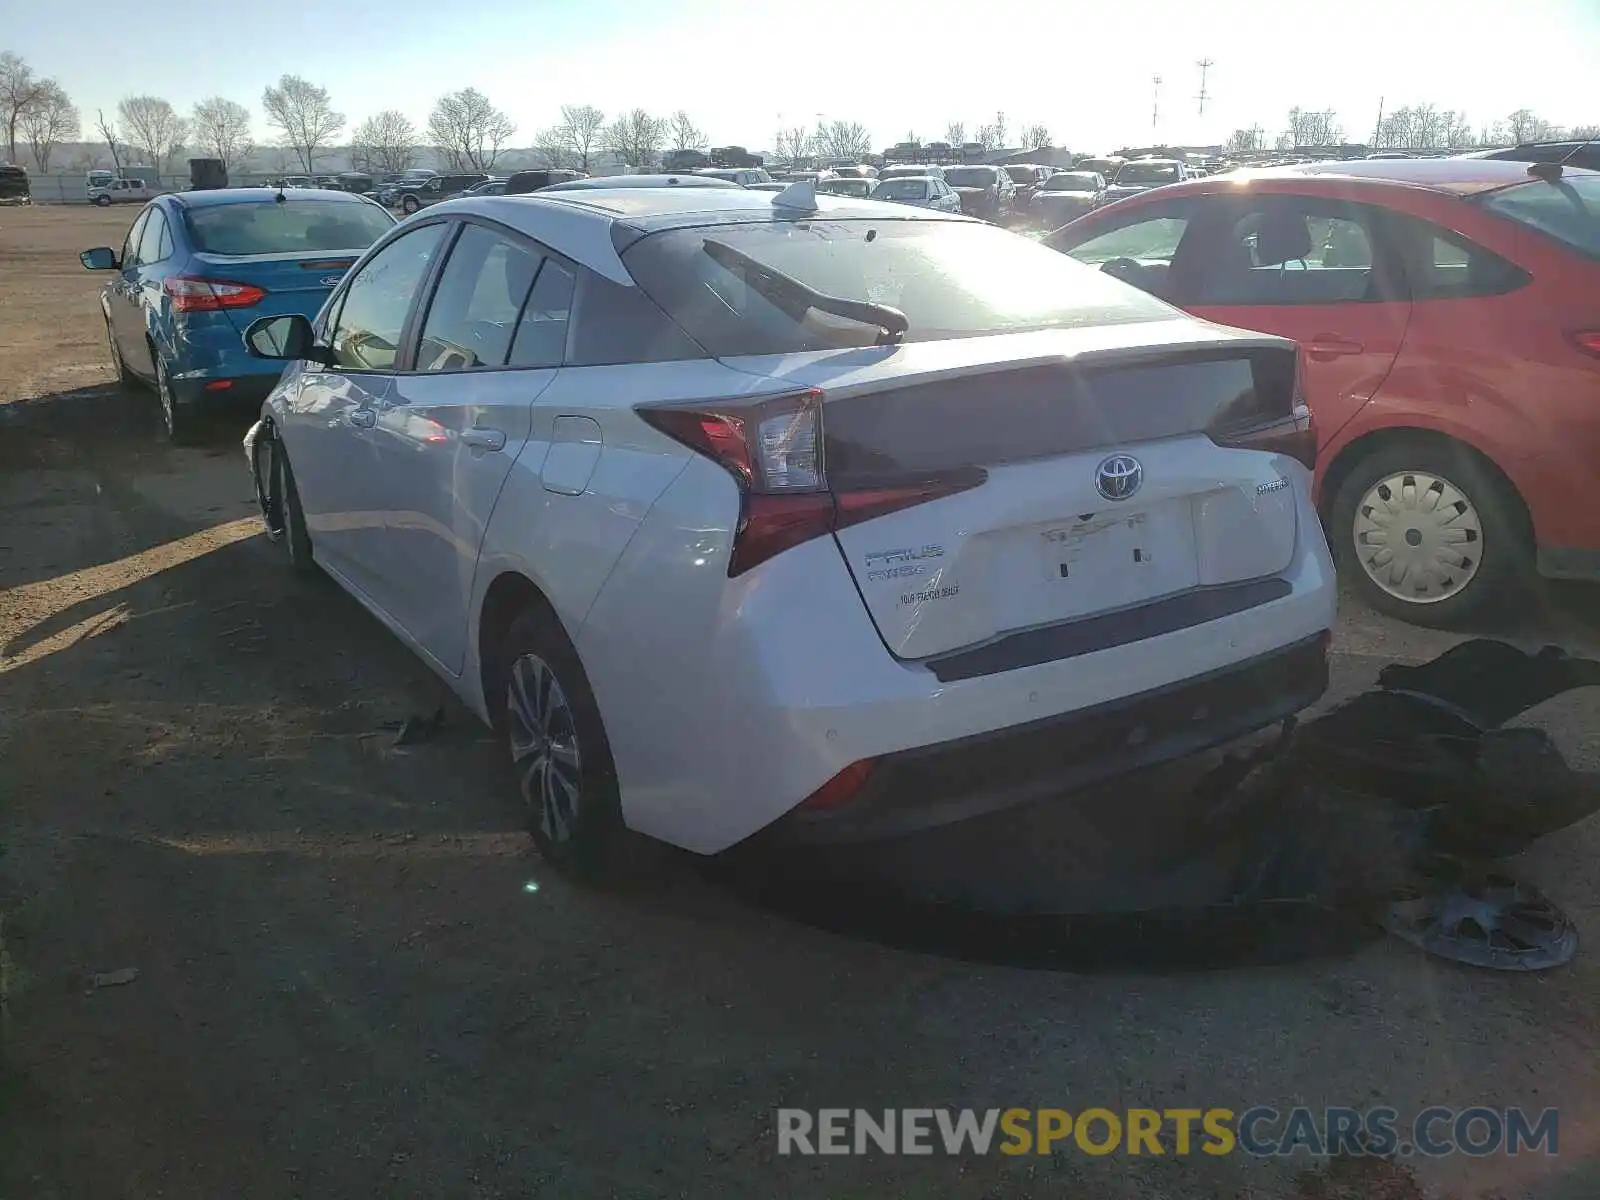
top-left (80, 187), bottom-right (396, 442)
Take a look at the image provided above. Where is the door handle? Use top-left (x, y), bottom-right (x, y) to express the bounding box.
top-left (461, 427), bottom-right (506, 452)
top-left (347, 408), bottom-right (376, 429)
top-left (1306, 336), bottom-right (1364, 360)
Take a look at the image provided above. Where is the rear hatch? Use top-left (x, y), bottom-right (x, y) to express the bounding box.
top-left (726, 326), bottom-right (1305, 664)
top-left (188, 250), bottom-right (360, 333)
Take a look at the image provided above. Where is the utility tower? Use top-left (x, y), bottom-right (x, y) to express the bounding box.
top-left (1196, 58), bottom-right (1214, 116)
top-left (1152, 75), bottom-right (1162, 130)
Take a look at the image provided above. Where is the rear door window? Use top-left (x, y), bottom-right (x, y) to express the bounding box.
top-left (415, 223), bottom-right (542, 371)
top-left (567, 269), bottom-right (705, 366)
top-left (137, 209), bottom-right (171, 265)
top-left (1192, 197), bottom-right (1400, 306)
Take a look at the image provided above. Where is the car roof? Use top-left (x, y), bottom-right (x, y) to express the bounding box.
top-left (431, 190), bottom-right (974, 284)
top-left (543, 174), bottom-right (737, 191)
top-left (1206, 156), bottom-right (1598, 196)
top-left (874, 175), bottom-right (937, 184)
top-left (170, 187), bottom-right (375, 209)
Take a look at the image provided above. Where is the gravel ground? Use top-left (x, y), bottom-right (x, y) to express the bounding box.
top-left (3, 204), bottom-right (1600, 1200)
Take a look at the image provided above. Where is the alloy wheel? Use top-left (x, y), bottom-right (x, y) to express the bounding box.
top-left (506, 652), bottom-right (583, 843)
top-left (1351, 470), bottom-right (1484, 605)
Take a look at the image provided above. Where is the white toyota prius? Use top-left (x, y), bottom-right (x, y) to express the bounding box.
top-left (242, 180), bottom-right (1337, 874)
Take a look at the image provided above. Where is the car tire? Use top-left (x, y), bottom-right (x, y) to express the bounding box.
top-left (256, 426), bottom-right (317, 575)
top-left (497, 605), bottom-right (625, 877)
top-left (153, 355), bottom-right (199, 446)
top-left (105, 317), bottom-right (134, 388)
top-left (401, 195), bottom-right (420, 214)
top-left (95, 194), bottom-right (111, 207)
top-left (1327, 437), bottom-right (1530, 629)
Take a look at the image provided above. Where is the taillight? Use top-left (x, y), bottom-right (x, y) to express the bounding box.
top-left (1568, 330), bottom-right (1600, 358)
top-left (1210, 348), bottom-right (1318, 471)
top-left (796, 759), bottom-right (877, 812)
top-left (163, 275), bottom-right (267, 313)
top-left (637, 389), bottom-right (984, 576)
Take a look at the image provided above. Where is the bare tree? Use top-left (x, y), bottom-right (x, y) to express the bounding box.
top-left (992, 111), bottom-right (1007, 148)
top-left (775, 124), bottom-right (812, 164)
top-left (427, 88), bottom-right (515, 171)
top-left (666, 110), bottom-right (708, 154)
top-left (350, 110), bottom-right (419, 174)
top-left (190, 97), bottom-right (252, 168)
top-left (816, 120), bottom-right (870, 161)
top-left (533, 126), bottom-right (575, 170)
top-left (602, 109), bottom-right (666, 170)
top-left (0, 51), bottom-right (46, 165)
top-left (118, 96), bottom-right (186, 170)
top-left (261, 75), bottom-right (344, 172)
top-left (1019, 122), bottom-right (1051, 151)
top-left (20, 81), bottom-right (77, 172)
top-left (944, 121), bottom-right (965, 146)
top-left (1572, 124), bottom-right (1600, 141)
top-left (975, 122), bottom-right (1001, 151)
top-left (95, 108), bottom-right (123, 175)
top-left (555, 104), bottom-right (606, 171)
top-left (1280, 106), bottom-right (1341, 149)
top-left (1225, 127), bottom-right (1263, 152)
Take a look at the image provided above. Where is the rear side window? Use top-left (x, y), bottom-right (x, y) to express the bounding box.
top-left (1384, 214), bottom-right (1530, 299)
top-left (1478, 176), bottom-right (1600, 261)
top-left (623, 219), bottom-right (1174, 357)
top-left (567, 270), bottom-right (705, 366)
top-left (416, 224), bottom-right (541, 371)
top-left (508, 259), bottom-right (575, 368)
top-left (184, 200), bottom-right (394, 256)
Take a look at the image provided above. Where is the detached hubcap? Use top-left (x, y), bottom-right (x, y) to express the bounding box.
top-left (1352, 470), bottom-right (1483, 604)
top-left (506, 653), bottom-right (582, 842)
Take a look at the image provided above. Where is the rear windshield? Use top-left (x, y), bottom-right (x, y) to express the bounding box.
top-left (1043, 174), bottom-right (1098, 192)
top-left (184, 200), bottom-right (394, 256)
top-left (873, 179), bottom-right (931, 201)
top-left (1115, 162), bottom-right (1180, 185)
top-left (1478, 175), bottom-right (1600, 260)
top-left (1005, 167), bottom-right (1035, 183)
top-left (944, 168), bottom-right (997, 187)
top-left (879, 167), bottom-right (929, 179)
top-left (621, 218), bottom-right (1176, 357)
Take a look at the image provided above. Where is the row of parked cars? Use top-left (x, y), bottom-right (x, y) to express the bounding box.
top-left (70, 146), bottom-right (1598, 880)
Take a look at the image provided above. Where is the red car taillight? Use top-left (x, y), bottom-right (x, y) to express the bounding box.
top-left (1568, 329), bottom-right (1600, 359)
top-left (1210, 347), bottom-right (1318, 471)
top-left (636, 389), bottom-right (983, 576)
top-left (163, 275), bottom-right (268, 313)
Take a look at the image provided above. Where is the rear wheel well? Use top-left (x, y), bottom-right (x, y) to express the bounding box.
top-left (477, 572), bottom-right (560, 722)
top-left (1319, 428), bottom-right (1533, 540)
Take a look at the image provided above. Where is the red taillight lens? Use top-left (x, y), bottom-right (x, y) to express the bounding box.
top-left (1569, 330), bottom-right (1600, 358)
top-left (163, 275), bottom-right (267, 313)
top-left (638, 390), bottom-right (984, 576)
top-left (797, 759), bottom-right (877, 812)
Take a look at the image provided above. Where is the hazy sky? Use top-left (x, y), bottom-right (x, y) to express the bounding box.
top-left (10, 0), bottom-right (1599, 151)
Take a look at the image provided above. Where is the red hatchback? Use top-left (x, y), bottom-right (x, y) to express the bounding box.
top-left (1045, 158), bottom-right (1600, 627)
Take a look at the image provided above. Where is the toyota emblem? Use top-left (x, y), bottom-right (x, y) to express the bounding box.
top-left (1095, 453), bottom-right (1143, 502)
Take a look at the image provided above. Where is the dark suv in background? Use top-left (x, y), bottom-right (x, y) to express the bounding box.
top-left (394, 172), bottom-right (490, 213)
top-left (941, 164), bottom-right (1017, 223)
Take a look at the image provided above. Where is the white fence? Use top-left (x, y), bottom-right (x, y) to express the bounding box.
top-left (26, 172), bottom-right (316, 204)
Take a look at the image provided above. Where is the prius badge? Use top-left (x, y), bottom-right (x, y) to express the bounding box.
top-left (1095, 453), bottom-right (1143, 502)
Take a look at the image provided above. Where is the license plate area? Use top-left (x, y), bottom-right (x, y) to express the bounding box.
top-left (1034, 504), bottom-right (1199, 620)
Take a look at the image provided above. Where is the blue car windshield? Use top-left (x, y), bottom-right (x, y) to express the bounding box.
top-left (183, 200), bottom-right (394, 256)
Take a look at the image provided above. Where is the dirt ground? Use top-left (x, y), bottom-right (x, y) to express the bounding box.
top-left (4, 203), bottom-right (1600, 1200)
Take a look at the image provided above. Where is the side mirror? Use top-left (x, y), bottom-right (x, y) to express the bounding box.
top-left (245, 314), bottom-right (327, 363)
top-left (80, 247), bottom-right (118, 271)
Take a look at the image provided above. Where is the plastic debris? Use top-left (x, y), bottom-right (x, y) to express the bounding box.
top-left (1381, 874), bottom-right (1578, 971)
top-left (87, 967), bottom-right (139, 989)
